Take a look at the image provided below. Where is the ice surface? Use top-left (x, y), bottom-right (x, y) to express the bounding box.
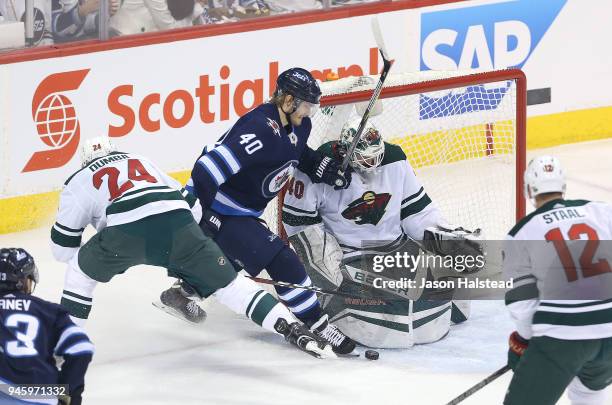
top-left (2, 139), bottom-right (612, 404)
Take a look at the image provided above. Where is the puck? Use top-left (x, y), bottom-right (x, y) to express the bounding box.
top-left (365, 350), bottom-right (379, 360)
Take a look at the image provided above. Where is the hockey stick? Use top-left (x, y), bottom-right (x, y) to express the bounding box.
top-left (247, 275), bottom-right (407, 302)
top-left (445, 365), bottom-right (511, 405)
top-left (336, 16), bottom-right (394, 184)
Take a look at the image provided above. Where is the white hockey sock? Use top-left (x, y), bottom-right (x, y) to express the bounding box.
top-left (61, 254), bottom-right (98, 324)
top-left (568, 377), bottom-right (606, 405)
top-left (214, 274), bottom-right (296, 333)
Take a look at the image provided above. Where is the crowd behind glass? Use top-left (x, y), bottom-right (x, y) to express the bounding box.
top-left (0, 0), bottom-right (384, 52)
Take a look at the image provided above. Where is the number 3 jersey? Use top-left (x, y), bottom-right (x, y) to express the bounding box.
top-left (503, 199), bottom-right (612, 340)
top-left (0, 292), bottom-right (93, 403)
top-left (50, 152), bottom-right (199, 262)
top-left (282, 141), bottom-right (443, 259)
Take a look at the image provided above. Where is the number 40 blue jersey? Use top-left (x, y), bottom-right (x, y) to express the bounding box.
top-left (0, 292), bottom-right (93, 404)
top-left (187, 102), bottom-right (317, 216)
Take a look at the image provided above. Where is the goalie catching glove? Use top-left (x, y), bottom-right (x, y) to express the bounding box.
top-left (422, 225), bottom-right (485, 274)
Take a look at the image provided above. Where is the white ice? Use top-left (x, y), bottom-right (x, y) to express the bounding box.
top-left (2, 139), bottom-right (612, 405)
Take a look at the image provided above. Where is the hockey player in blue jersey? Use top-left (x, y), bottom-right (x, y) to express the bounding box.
top-left (158, 67), bottom-right (357, 354)
top-left (0, 248), bottom-right (93, 405)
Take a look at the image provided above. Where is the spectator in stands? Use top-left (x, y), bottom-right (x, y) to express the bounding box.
top-left (0, 0), bottom-right (53, 46)
top-left (109, 0), bottom-right (205, 36)
top-left (53, 0), bottom-right (121, 42)
top-left (260, 0), bottom-right (322, 14)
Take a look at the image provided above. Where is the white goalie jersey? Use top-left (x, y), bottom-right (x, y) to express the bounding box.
top-left (50, 152), bottom-right (199, 263)
top-left (282, 142), bottom-right (443, 258)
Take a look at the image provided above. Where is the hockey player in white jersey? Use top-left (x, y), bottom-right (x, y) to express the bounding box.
top-left (50, 136), bottom-right (335, 358)
top-left (282, 117), bottom-right (481, 348)
top-left (503, 156), bottom-right (612, 405)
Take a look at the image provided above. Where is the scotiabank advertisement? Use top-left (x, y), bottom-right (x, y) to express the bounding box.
top-left (1, 0), bottom-right (611, 198)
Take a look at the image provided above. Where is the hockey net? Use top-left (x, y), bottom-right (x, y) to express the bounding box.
top-left (264, 69), bottom-right (526, 241)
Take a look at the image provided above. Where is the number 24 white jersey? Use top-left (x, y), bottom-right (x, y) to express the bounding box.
top-left (50, 152), bottom-right (199, 262)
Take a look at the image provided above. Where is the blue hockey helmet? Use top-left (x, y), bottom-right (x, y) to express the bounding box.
top-left (276, 68), bottom-right (322, 105)
top-left (0, 248), bottom-right (39, 293)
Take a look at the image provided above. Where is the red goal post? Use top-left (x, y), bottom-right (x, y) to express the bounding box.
top-left (268, 68), bottom-right (526, 241)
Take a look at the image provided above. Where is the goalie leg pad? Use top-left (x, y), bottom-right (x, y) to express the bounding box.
top-left (451, 300), bottom-right (471, 324)
top-left (288, 224), bottom-right (344, 289)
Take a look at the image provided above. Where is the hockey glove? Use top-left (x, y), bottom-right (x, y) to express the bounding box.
top-left (423, 226), bottom-right (484, 273)
top-left (507, 331), bottom-right (529, 371)
top-left (201, 208), bottom-right (223, 237)
top-left (312, 155), bottom-right (352, 190)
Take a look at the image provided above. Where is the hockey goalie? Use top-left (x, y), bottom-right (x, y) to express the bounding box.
top-left (282, 116), bottom-right (483, 349)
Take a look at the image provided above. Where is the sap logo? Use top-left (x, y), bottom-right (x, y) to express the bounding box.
top-left (420, 0), bottom-right (567, 70)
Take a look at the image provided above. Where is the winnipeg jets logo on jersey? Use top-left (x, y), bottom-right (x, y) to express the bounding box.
top-left (341, 191), bottom-right (391, 226)
top-left (261, 160), bottom-right (298, 198)
top-left (266, 118), bottom-right (281, 137)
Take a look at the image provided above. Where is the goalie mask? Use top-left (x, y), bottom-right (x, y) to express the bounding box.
top-left (524, 155), bottom-right (566, 204)
top-left (339, 118), bottom-right (384, 171)
top-left (81, 136), bottom-right (118, 167)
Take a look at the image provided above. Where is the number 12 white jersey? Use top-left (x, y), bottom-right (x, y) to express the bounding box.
top-left (503, 198), bottom-right (612, 340)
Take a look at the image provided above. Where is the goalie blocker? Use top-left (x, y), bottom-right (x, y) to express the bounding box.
top-left (289, 225), bottom-right (476, 349)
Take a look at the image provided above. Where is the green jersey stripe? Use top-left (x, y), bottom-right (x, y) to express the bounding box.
top-left (245, 290), bottom-right (265, 317)
top-left (533, 307), bottom-right (612, 326)
top-left (505, 283), bottom-right (539, 305)
top-left (540, 299), bottom-right (612, 308)
top-left (51, 228), bottom-right (81, 248)
top-left (402, 187), bottom-right (424, 205)
top-left (60, 297), bottom-right (91, 319)
top-left (55, 222), bottom-right (84, 233)
top-left (106, 191), bottom-right (185, 215)
top-left (113, 185), bottom-right (173, 202)
top-left (63, 290), bottom-right (93, 302)
top-left (400, 194), bottom-right (432, 219)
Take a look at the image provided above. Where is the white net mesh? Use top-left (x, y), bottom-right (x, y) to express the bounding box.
top-left (264, 70), bottom-right (524, 240)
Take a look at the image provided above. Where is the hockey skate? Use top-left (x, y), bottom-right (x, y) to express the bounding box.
top-left (308, 314), bottom-right (356, 355)
top-left (153, 280), bottom-right (206, 324)
top-left (274, 318), bottom-right (336, 359)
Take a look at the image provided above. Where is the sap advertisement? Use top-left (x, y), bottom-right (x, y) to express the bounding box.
top-left (0, 0), bottom-right (611, 199)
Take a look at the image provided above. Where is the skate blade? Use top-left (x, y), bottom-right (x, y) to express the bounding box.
top-left (304, 341), bottom-right (337, 359)
top-left (152, 300), bottom-right (207, 325)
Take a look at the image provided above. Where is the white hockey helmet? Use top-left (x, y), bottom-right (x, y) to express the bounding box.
top-left (80, 136), bottom-right (117, 167)
top-left (524, 155), bottom-right (566, 203)
top-left (339, 118), bottom-right (384, 171)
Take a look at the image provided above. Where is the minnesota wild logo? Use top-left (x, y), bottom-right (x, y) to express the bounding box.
top-left (341, 191), bottom-right (391, 225)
